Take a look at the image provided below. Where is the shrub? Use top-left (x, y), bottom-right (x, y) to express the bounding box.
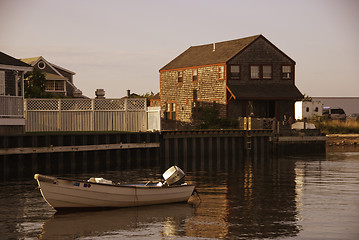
top-left (318, 120), bottom-right (359, 134)
top-left (196, 106), bottom-right (238, 129)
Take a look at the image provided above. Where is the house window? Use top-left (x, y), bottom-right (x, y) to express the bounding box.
top-left (38, 61), bottom-right (46, 70)
top-left (55, 81), bottom-right (64, 91)
top-left (263, 65), bottom-right (272, 79)
top-left (230, 65), bottom-right (240, 79)
top-left (192, 69), bottom-right (198, 82)
top-left (282, 65), bottom-right (292, 79)
top-left (46, 80), bottom-right (65, 91)
top-left (218, 66), bottom-right (225, 80)
top-left (0, 71), bottom-right (5, 95)
top-left (165, 102), bottom-right (176, 120)
top-left (250, 65), bottom-right (260, 79)
top-left (177, 71), bottom-right (183, 83)
top-left (46, 81), bottom-right (54, 91)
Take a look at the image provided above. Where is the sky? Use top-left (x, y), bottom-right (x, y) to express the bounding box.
top-left (1, 0), bottom-right (358, 98)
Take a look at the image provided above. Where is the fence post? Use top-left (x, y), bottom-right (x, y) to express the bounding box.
top-left (24, 99), bottom-right (27, 132)
top-left (91, 99), bottom-right (94, 131)
top-left (58, 99), bottom-right (61, 131)
top-left (124, 98), bottom-right (128, 132)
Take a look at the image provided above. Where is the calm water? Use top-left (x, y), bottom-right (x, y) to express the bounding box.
top-left (1, 151), bottom-right (359, 239)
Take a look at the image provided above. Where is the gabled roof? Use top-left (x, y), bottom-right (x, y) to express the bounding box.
top-left (160, 35), bottom-right (262, 71)
top-left (20, 56), bottom-right (41, 66)
top-left (0, 51), bottom-right (32, 71)
top-left (21, 56), bottom-right (75, 75)
top-left (160, 35), bottom-right (295, 71)
top-left (44, 72), bottom-right (68, 81)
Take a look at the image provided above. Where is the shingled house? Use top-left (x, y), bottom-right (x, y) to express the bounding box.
top-left (0, 51), bottom-right (32, 134)
top-left (21, 56), bottom-right (82, 97)
top-left (159, 35), bottom-right (303, 127)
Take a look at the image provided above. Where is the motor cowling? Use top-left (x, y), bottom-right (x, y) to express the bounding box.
top-left (162, 166), bottom-right (185, 185)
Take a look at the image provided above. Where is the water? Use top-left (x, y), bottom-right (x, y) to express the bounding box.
top-left (1, 152), bottom-right (359, 239)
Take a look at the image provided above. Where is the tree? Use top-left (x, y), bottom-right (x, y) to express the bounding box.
top-left (196, 106), bottom-right (238, 129)
top-left (303, 94), bottom-right (312, 102)
top-left (24, 69), bottom-right (49, 98)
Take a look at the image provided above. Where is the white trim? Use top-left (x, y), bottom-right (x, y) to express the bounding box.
top-left (37, 60), bottom-right (46, 69)
top-left (65, 78), bottom-right (77, 88)
top-left (51, 62), bottom-right (76, 75)
top-left (0, 71), bottom-right (5, 95)
top-left (0, 64), bottom-right (32, 72)
top-left (30, 57), bottom-right (65, 77)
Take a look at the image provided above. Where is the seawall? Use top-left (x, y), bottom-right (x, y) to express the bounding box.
top-left (0, 130), bottom-right (327, 180)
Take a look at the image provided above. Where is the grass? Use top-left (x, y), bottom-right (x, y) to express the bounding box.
top-left (317, 120), bottom-right (359, 134)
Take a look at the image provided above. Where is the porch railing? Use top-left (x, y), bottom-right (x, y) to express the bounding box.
top-left (0, 96), bottom-right (24, 118)
top-left (239, 117), bottom-right (276, 131)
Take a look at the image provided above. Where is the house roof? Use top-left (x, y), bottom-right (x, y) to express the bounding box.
top-left (45, 72), bottom-right (68, 81)
top-left (229, 84), bottom-right (303, 100)
top-left (21, 56), bottom-right (76, 75)
top-left (160, 35), bottom-right (263, 71)
top-left (20, 56), bottom-right (41, 65)
top-left (0, 51), bottom-right (32, 71)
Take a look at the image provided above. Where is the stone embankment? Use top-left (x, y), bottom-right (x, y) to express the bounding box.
top-left (327, 134), bottom-right (359, 146)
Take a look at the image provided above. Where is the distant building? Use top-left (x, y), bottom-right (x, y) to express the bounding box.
top-left (149, 92), bottom-right (160, 107)
top-left (295, 101), bottom-right (323, 120)
top-left (159, 35), bottom-right (303, 127)
top-left (312, 97), bottom-right (359, 116)
top-left (21, 56), bottom-right (82, 97)
top-left (0, 51), bottom-right (32, 135)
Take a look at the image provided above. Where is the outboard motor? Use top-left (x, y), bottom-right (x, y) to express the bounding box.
top-left (162, 166), bottom-right (186, 185)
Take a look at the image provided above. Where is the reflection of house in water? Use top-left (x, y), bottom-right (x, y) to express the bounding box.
top-left (185, 183), bottom-right (229, 238)
top-left (226, 159), bottom-right (300, 238)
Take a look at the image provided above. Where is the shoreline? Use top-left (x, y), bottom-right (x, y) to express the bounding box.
top-left (326, 134), bottom-right (359, 146)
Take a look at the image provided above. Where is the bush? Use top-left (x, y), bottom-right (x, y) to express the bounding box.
top-left (196, 106), bottom-right (238, 129)
top-left (318, 120), bottom-right (359, 134)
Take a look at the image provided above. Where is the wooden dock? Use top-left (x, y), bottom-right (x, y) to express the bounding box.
top-left (0, 130), bottom-right (326, 180)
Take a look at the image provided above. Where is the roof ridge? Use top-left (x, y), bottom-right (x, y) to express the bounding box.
top-left (191, 34), bottom-right (262, 48)
top-left (160, 34), bottom-right (264, 71)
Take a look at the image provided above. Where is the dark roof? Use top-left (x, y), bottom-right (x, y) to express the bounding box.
top-left (151, 92), bottom-right (160, 100)
top-left (160, 35), bottom-right (262, 71)
top-left (229, 84), bottom-right (303, 100)
top-left (0, 51), bottom-right (32, 68)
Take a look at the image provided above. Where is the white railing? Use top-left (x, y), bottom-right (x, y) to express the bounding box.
top-left (0, 96), bottom-right (24, 118)
top-left (24, 98), bottom-right (148, 132)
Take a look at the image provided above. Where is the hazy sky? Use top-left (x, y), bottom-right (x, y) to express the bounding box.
top-left (1, 0), bottom-right (358, 98)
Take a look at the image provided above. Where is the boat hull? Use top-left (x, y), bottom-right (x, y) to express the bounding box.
top-left (35, 174), bottom-right (195, 210)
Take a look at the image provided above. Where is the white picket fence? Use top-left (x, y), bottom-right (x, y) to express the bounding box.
top-left (24, 98), bottom-right (151, 132)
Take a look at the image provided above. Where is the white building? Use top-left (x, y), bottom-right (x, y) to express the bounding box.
top-left (295, 101), bottom-right (323, 120)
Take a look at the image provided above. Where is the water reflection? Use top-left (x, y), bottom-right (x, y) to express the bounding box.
top-left (39, 204), bottom-right (193, 239)
top-left (226, 159), bottom-right (300, 239)
top-left (3, 151), bottom-right (359, 239)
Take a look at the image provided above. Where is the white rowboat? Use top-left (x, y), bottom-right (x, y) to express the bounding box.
top-left (35, 167), bottom-right (195, 210)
